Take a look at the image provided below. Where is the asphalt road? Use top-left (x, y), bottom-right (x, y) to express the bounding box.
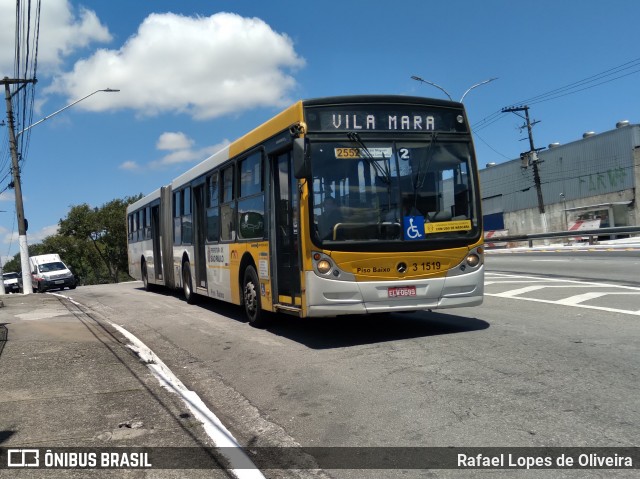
top-left (486, 250), bottom-right (640, 286)
top-left (63, 253), bottom-right (639, 478)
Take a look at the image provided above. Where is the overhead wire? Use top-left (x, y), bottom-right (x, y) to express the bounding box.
top-left (508, 56), bottom-right (640, 107)
top-left (1, 0), bottom-right (41, 195)
top-left (0, 0), bottom-right (41, 265)
top-left (472, 55), bottom-right (640, 135)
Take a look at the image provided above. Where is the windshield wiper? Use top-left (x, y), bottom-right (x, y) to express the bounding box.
top-left (347, 131), bottom-right (391, 185)
top-left (413, 131), bottom-right (438, 190)
top-left (412, 131), bottom-right (438, 212)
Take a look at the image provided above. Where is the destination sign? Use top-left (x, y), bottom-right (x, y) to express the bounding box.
top-left (305, 104), bottom-right (467, 133)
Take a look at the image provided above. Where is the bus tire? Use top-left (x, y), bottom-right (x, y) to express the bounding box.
top-left (142, 261), bottom-right (149, 290)
top-left (182, 261), bottom-right (197, 304)
top-left (142, 260), bottom-right (153, 292)
top-left (243, 266), bottom-right (266, 327)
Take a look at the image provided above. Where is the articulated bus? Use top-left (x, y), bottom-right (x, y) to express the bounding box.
top-left (127, 95), bottom-right (484, 326)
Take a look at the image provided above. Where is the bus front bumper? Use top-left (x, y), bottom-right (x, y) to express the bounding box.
top-left (304, 265), bottom-right (484, 317)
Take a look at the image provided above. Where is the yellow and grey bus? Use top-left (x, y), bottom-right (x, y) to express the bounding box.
top-left (127, 95), bottom-right (484, 326)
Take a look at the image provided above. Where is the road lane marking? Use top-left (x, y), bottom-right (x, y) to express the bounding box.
top-left (491, 285), bottom-right (548, 297)
top-left (484, 293), bottom-right (640, 316)
top-left (486, 273), bottom-right (640, 290)
top-left (555, 292), bottom-right (610, 305)
top-left (485, 273), bottom-right (640, 316)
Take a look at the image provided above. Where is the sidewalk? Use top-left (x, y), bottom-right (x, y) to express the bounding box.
top-left (0, 293), bottom-right (232, 477)
top-left (485, 236), bottom-right (640, 253)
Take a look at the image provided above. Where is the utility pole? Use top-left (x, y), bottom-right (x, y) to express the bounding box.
top-left (3, 76), bottom-right (37, 294)
top-left (502, 105), bottom-right (546, 215)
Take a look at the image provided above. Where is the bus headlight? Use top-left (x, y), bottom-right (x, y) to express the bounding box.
top-left (317, 259), bottom-right (332, 274)
top-left (466, 254), bottom-right (481, 267)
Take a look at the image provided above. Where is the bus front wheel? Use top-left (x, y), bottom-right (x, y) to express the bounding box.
top-left (243, 266), bottom-right (266, 327)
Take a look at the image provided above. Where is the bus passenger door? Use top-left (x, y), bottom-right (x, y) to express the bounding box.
top-left (151, 205), bottom-right (162, 280)
top-left (193, 184), bottom-right (207, 291)
top-left (271, 151), bottom-right (301, 308)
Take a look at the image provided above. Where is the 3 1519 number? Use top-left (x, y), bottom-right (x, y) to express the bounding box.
top-left (412, 262), bottom-right (441, 271)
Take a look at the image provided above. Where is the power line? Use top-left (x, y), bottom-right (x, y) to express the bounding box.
top-left (472, 130), bottom-right (511, 160)
top-left (473, 55), bottom-right (640, 133)
top-left (510, 56), bottom-right (640, 107)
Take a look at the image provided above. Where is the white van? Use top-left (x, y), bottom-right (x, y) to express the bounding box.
top-left (30, 254), bottom-right (76, 293)
top-left (2, 272), bottom-right (20, 294)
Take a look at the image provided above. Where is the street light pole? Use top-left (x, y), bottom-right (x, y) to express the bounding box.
top-left (460, 78), bottom-right (499, 103)
top-left (3, 85), bottom-right (119, 294)
top-left (410, 76), bottom-right (453, 101)
top-left (17, 88), bottom-right (120, 137)
top-left (411, 75), bottom-right (497, 102)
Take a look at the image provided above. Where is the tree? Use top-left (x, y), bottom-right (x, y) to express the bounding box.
top-left (2, 254), bottom-right (21, 275)
top-left (59, 195), bottom-right (141, 283)
top-left (96, 197), bottom-right (135, 282)
top-left (3, 194), bottom-right (142, 284)
top-left (0, 193), bottom-right (144, 285)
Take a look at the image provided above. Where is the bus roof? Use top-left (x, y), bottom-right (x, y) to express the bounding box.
top-left (302, 95), bottom-right (463, 109)
top-left (127, 187), bottom-right (161, 214)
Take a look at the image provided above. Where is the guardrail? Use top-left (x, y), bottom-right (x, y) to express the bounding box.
top-left (485, 226), bottom-right (640, 248)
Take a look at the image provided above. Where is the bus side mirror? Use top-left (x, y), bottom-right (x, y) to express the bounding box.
top-left (293, 138), bottom-right (311, 178)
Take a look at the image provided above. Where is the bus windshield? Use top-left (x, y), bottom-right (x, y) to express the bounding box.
top-left (310, 138), bottom-right (479, 246)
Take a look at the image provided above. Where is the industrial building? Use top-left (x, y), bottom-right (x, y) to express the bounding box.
top-left (480, 121), bottom-right (640, 236)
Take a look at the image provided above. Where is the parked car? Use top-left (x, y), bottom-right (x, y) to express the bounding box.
top-left (2, 272), bottom-right (21, 294)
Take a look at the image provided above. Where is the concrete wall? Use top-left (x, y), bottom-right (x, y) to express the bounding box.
top-left (503, 189), bottom-right (636, 235)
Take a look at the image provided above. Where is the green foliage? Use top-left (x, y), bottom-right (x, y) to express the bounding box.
top-left (3, 194), bottom-right (142, 285)
top-left (2, 255), bottom-right (20, 274)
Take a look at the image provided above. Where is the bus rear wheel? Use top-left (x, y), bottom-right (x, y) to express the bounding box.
top-left (243, 266), bottom-right (266, 327)
top-left (182, 261), bottom-right (197, 304)
top-left (142, 260), bottom-right (151, 291)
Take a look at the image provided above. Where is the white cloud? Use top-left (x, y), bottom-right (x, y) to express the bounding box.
top-left (119, 161), bottom-right (139, 171)
top-left (47, 12), bottom-right (305, 119)
top-left (31, 224), bottom-right (60, 243)
top-left (156, 132), bottom-right (194, 151)
top-left (149, 136), bottom-right (230, 169)
top-left (1, 223), bottom-right (57, 247)
top-left (0, 192), bottom-right (15, 202)
top-left (0, 0), bottom-right (111, 77)
top-left (119, 133), bottom-right (228, 172)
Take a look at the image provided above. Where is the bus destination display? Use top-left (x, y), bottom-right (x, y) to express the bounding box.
top-left (305, 104), bottom-right (467, 133)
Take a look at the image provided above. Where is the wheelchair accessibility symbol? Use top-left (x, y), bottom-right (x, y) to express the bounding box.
top-left (403, 216), bottom-right (425, 240)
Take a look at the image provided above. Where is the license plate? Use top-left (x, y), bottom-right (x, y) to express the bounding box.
top-left (54, 280), bottom-right (64, 284)
top-left (388, 286), bottom-right (416, 298)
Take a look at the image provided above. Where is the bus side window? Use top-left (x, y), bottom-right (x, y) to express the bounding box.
top-left (206, 173), bottom-right (220, 242)
top-left (220, 165), bottom-right (236, 241)
top-left (182, 187), bottom-right (192, 244)
top-left (128, 214), bottom-right (133, 242)
top-left (173, 191), bottom-right (182, 244)
top-left (238, 152), bottom-right (265, 240)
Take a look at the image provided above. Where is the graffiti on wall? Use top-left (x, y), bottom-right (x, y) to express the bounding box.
top-left (578, 167), bottom-right (627, 192)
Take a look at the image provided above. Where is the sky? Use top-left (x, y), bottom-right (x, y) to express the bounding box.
top-left (0, 0), bottom-right (639, 264)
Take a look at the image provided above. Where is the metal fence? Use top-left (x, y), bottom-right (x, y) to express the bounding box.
top-left (485, 226), bottom-right (640, 248)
